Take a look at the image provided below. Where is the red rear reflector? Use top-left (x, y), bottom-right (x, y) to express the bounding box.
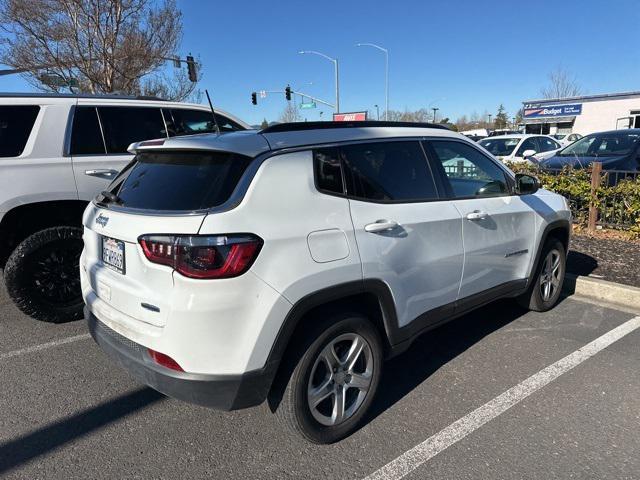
top-left (148, 348), bottom-right (184, 372)
top-left (139, 234), bottom-right (263, 279)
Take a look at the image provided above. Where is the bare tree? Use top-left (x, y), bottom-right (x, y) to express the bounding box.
top-left (383, 108), bottom-right (432, 122)
top-left (541, 68), bottom-right (582, 99)
top-left (0, 0), bottom-right (197, 100)
top-left (279, 103), bottom-right (301, 123)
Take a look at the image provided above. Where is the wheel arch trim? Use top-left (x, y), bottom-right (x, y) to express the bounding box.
top-left (265, 279), bottom-right (400, 369)
top-left (526, 218), bottom-right (571, 290)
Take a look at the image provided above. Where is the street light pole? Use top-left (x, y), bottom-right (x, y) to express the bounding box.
top-left (432, 107), bottom-right (439, 123)
top-left (374, 104), bottom-right (379, 120)
top-left (488, 114), bottom-right (492, 127)
top-left (356, 43), bottom-right (389, 120)
top-left (299, 50), bottom-right (340, 113)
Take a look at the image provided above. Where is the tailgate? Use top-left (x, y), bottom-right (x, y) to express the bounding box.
top-left (82, 204), bottom-right (205, 328)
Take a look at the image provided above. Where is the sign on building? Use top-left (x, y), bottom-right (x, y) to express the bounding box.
top-left (333, 112), bottom-right (367, 121)
top-left (523, 103), bottom-right (583, 118)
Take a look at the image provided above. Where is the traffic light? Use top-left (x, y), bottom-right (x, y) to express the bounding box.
top-left (285, 85), bottom-right (291, 101)
top-left (251, 92), bottom-right (257, 105)
top-left (186, 55), bottom-right (197, 82)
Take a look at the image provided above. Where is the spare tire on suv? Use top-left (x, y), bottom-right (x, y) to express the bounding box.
top-left (4, 226), bottom-right (84, 323)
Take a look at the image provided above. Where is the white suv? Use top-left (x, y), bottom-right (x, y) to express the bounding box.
top-left (0, 93), bottom-right (247, 323)
top-left (82, 121), bottom-right (571, 443)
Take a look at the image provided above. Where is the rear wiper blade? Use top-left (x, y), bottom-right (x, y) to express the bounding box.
top-left (100, 191), bottom-right (124, 205)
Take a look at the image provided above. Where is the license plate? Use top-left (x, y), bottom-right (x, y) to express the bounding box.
top-left (102, 236), bottom-right (125, 274)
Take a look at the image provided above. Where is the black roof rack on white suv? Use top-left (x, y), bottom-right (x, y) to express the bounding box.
top-left (0, 92), bottom-right (165, 101)
top-left (260, 121), bottom-right (451, 133)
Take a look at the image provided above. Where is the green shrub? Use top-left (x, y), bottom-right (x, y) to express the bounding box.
top-left (506, 162), bottom-right (640, 238)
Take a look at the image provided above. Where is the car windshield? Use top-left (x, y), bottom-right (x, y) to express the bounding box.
top-left (553, 134), bottom-right (567, 140)
top-left (558, 132), bottom-right (640, 157)
top-left (478, 137), bottom-right (520, 156)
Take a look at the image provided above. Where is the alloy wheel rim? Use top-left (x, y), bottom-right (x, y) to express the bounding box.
top-left (539, 248), bottom-right (562, 302)
top-left (30, 244), bottom-right (82, 305)
top-left (307, 333), bottom-right (374, 427)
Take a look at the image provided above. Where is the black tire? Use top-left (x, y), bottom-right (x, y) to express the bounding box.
top-left (4, 226), bottom-right (84, 323)
top-left (518, 238), bottom-right (566, 312)
top-left (275, 313), bottom-right (383, 444)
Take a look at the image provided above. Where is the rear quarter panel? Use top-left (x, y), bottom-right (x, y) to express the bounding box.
top-left (198, 150), bottom-right (363, 303)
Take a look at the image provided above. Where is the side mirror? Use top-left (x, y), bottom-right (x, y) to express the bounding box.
top-left (521, 149), bottom-right (537, 159)
top-left (515, 173), bottom-right (540, 195)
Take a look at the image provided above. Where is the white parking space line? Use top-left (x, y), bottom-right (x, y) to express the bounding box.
top-left (364, 315), bottom-right (640, 480)
top-left (0, 333), bottom-right (91, 361)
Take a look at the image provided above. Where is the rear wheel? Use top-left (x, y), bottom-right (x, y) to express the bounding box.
top-left (275, 314), bottom-right (383, 444)
top-left (518, 238), bottom-right (566, 312)
top-left (4, 226), bottom-right (84, 323)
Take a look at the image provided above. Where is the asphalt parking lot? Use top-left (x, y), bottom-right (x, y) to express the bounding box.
top-left (1, 281), bottom-right (639, 480)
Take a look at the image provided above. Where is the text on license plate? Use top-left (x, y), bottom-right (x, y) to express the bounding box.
top-left (102, 236), bottom-right (125, 274)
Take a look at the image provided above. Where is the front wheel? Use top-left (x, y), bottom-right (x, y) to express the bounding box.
top-left (275, 314), bottom-right (383, 444)
top-left (4, 226), bottom-right (84, 323)
top-left (518, 238), bottom-right (566, 312)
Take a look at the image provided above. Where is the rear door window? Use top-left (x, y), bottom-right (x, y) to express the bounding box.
top-left (0, 105), bottom-right (40, 157)
top-left (70, 106), bottom-right (106, 155)
top-left (114, 151), bottom-right (253, 211)
top-left (340, 141), bottom-right (438, 202)
top-left (539, 137), bottom-right (560, 152)
top-left (164, 109), bottom-right (245, 135)
top-left (98, 107), bottom-right (165, 154)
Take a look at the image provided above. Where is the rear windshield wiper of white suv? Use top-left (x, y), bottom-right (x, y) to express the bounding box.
top-left (99, 190), bottom-right (124, 206)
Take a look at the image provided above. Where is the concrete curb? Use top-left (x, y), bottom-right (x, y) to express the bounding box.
top-left (563, 273), bottom-right (640, 312)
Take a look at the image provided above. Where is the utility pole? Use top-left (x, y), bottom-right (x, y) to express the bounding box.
top-left (432, 107), bottom-right (439, 123)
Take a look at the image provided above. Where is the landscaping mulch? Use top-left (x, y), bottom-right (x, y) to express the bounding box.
top-left (567, 231), bottom-right (640, 288)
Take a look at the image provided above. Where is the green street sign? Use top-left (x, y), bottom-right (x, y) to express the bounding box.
top-left (40, 73), bottom-right (79, 88)
top-left (300, 102), bottom-right (316, 109)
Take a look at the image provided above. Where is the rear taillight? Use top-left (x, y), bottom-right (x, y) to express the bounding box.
top-left (138, 234), bottom-right (262, 279)
top-left (148, 348), bottom-right (183, 371)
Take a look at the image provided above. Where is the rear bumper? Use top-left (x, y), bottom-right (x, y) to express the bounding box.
top-left (86, 308), bottom-right (274, 410)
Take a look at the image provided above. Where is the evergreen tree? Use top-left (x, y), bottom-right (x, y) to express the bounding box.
top-left (494, 104), bottom-right (509, 129)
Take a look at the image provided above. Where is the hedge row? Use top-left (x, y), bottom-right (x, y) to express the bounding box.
top-left (506, 162), bottom-right (640, 238)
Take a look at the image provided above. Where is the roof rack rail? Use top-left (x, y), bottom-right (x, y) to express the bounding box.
top-left (260, 120), bottom-right (450, 134)
top-left (0, 92), bottom-right (166, 101)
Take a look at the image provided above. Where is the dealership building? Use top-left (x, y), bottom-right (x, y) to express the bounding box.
top-left (521, 91), bottom-right (640, 136)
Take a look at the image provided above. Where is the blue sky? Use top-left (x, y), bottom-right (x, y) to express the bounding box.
top-left (2, 0), bottom-right (639, 125)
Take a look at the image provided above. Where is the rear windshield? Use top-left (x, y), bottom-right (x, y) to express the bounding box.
top-left (478, 137), bottom-right (520, 156)
top-left (112, 151), bottom-right (253, 211)
top-left (0, 105), bottom-right (40, 157)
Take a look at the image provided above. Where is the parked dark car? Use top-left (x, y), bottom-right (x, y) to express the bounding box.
top-left (541, 129), bottom-right (640, 172)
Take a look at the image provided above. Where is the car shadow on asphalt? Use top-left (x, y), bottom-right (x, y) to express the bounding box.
top-left (567, 250), bottom-right (598, 277)
top-left (363, 299), bottom-right (531, 425)
top-left (0, 387), bottom-right (164, 475)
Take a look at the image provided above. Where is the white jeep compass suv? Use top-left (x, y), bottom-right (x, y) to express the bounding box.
top-left (82, 121), bottom-right (571, 443)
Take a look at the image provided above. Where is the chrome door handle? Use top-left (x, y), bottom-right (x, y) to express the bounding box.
top-left (85, 169), bottom-right (118, 177)
top-left (466, 210), bottom-right (488, 221)
top-left (364, 220), bottom-right (399, 233)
